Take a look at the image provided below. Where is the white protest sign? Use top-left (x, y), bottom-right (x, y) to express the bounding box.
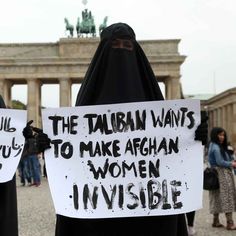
top-left (42, 99), bottom-right (203, 219)
top-left (0, 109), bottom-right (27, 183)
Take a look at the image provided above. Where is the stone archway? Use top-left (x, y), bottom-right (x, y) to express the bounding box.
top-left (0, 38), bottom-right (186, 127)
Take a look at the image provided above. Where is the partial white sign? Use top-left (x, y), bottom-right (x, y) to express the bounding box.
top-left (42, 99), bottom-right (203, 218)
top-left (0, 109), bottom-right (27, 182)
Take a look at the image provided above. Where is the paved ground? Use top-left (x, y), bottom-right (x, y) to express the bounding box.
top-left (17, 175), bottom-right (236, 236)
top-left (17, 176), bottom-right (55, 236)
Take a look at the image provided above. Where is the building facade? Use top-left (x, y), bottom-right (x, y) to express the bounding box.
top-left (202, 87), bottom-right (236, 147)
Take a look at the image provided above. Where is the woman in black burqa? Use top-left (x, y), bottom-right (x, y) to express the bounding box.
top-left (55, 23), bottom-right (207, 236)
top-left (0, 95), bottom-right (18, 236)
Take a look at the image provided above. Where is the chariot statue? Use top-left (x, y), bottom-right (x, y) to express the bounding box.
top-left (64, 0), bottom-right (108, 38)
top-left (76, 8), bottom-right (96, 37)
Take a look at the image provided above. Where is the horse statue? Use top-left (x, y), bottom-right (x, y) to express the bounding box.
top-left (99, 16), bottom-right (108, 35)
top-left (77, 9), bottom-right (96, 37)
top-left (64, 18), bottom-right (74, 37)
top-left (76, 17), bottom-right (80, 37)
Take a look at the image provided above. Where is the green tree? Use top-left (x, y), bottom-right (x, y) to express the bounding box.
top-left (11, 100), bottom-right (26, 110)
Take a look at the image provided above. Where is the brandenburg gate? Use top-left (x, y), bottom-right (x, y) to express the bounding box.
top-left (0, 38), bottom-right (186, 127)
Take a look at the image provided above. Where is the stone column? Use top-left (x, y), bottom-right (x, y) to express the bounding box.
top-left (165, 79), bottom-right (170, 100)
top-left (208, 110), bottom-right (214, 132)
top-left (0, 79), bottom-right (12, 107)
top-left (222, 106), bottom-right (227, 130)
top-left (165, 76), bottom-right (181, 100)
top-left (27, 79), bottom-right (41, 127)
top-left (59, 78), bottom-right (71, 107)
top-left (0, 79), bottom-right (4, 97)
top-left (218, 108), bottom-right (222, 127)
top-left (213, 109), bottom-right (217, 127)
top-left (226, 104), bottom-right (232, 133)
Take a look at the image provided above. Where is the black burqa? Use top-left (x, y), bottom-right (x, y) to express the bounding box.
top-left (55, 23), bottom-right (187, 236)
top-left (0, 95), bottom-right (18, 236)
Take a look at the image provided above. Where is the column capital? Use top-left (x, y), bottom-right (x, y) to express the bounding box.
top-left (58, 77), bottom-right (72, 84)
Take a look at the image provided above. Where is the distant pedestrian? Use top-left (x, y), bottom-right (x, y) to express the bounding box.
top-left (41, 152), bottom-right (47, 178)
top-left (18, 144), bottom-right (32, 186)
top-left (208, 127), bottom-right (236, 230)
top-left (186, 211), bottom-right (196, 235)
top-left (23, 121), bottom-right (43, 187)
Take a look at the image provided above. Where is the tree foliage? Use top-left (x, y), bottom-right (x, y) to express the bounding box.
top-left (11, 100), bottom-right (26, 110)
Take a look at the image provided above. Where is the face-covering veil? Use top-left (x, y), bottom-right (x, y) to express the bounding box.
top-left (76, 23), bottom-right (164, 106)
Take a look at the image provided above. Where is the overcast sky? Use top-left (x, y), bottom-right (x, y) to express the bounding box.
top-left (1, 0), bottom-right (236, 107)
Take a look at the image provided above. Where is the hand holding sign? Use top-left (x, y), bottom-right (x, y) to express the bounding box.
top-left (42, 99), bottom-right (203, 219)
